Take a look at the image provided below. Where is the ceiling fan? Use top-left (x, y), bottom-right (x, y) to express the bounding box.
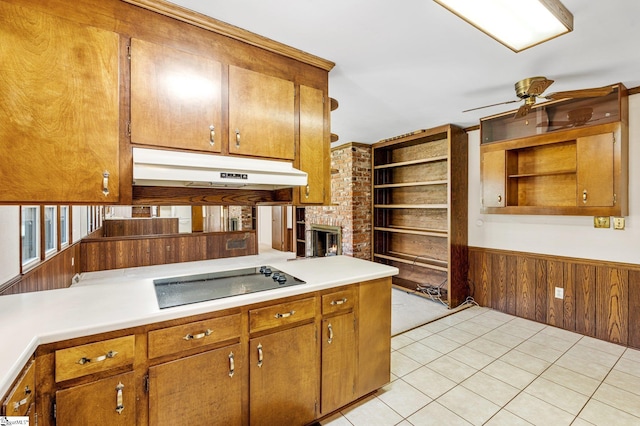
top-left (464, 76), bottom-right (614, 118)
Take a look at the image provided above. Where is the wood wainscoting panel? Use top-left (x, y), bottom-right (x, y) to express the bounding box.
top-left (469, 246), bottom-right (639, 349)
top-left (596, 266), bottom-right (628, 345)
top-left (575, 264), bottom-right (597, 337)
top-left (516, 256), bottom-right (536, 321)
top-left (629, 270), bottom-right (640, 348)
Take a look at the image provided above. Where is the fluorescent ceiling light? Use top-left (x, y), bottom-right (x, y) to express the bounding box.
top-left (434, 0), bottom-right (573, 52)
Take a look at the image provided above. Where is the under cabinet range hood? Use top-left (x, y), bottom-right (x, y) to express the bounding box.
top-left (132, 147), bottom-right (307, 190)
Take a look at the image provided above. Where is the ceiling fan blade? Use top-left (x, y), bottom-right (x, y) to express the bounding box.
top-left (527, 78), bottom-right (554, 96)
top-left (463, 99), bottom-right (518, 113)
top-left (514, 104), bottom-right (531, 118)
top-left (544, 85), bottom-right (614, 100)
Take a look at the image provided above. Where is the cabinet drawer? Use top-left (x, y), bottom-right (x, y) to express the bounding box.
top-left (55, 335), bottom-right (135, 382)
top-left (148, 314), bottom-right (241, 359)
top-left (2, 360), bottom-right (35, 416)
top-left (249, 297), bottom-right (316, 333)
top-left (322, 288), bottom-right (355, 315)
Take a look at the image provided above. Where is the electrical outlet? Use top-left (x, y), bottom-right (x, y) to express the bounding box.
top-left (554, 287), bottom-right (564, 299)
top-left (593, 216), bottom-right (610, 228)
top-left (613, 217), bottom-right (625, 230)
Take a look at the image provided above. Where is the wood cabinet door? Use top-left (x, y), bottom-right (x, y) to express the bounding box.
top-left (356, 278), bottom-right (391, 397)
top-left (298, 85), bottom-right (329, 204)
top-left (0, 2), bottom-right (120, 203)
top-left (577, 133), bottom-right (615, 207)
top-left (55, 372), bottom-right (135, 426)
top-left (229, 66), bottom-right (295, 160)
top-left (148, 344), bottom-right (242, 426)
top-left (249, 323), bottom-right (318, 426)
top-left (130, 38), bottom-right (223, 153)
top-left (481, 149), bottom-right (506, 208)
top-left (321, 312), bottom-right (356, 414)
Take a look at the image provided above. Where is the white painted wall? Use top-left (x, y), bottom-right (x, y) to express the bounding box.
top-left (0, 206), bottom-right (20, 284)
top-left (468, 93), bottom-right (640, 265)
top-left (257, 205), bottom-right (272, 247)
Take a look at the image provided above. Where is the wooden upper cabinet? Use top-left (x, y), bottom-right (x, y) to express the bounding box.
top-left (0, 2), bottom-right (120, 203)
top-left (481, 149), bottom-right (506, 208)
top-left (297, 85), bottom-right (329, 204)
top-left (577, 132), bottom-right (615, 207)
top-left (130, 38), bottom-right (223, 153)
top-left (228, 66), bottom-right (295, 160)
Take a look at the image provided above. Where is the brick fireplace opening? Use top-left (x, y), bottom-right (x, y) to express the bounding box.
top-left (310, 224), bottom-right (342, 257)
top-left (304, 142), bottom-right (372, 260)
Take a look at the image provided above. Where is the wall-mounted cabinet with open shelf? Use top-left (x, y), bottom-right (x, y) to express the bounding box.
top-left (480, 83), bottom-right (628, 216)
top-left (372, 124), bottom-right (468, 308)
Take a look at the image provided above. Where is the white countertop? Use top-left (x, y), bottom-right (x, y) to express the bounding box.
top-left (0, 251), bottom-right (397, 396)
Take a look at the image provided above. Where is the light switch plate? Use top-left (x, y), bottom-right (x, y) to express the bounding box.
top-left (613, 217), bottom-right (625, 230)
top-left (555, 287), bottom-right (564, 299)
top-left (594, 216), bottom-right (610, 228)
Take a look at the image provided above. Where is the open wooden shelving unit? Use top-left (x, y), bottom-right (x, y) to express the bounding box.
top-left (295, 207), bottom-right (306, 257)
top-left (371, 124), bottom-right (468, 308)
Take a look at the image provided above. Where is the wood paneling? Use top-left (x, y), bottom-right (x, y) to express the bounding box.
top-left (469, 246), bottom-right (640, 349)
top-left (103, 218), bottom-right (179, 237)
top-left (80, 231), bottom-right (257, 272)
top-left (1, 243), bottom-right (81, 296)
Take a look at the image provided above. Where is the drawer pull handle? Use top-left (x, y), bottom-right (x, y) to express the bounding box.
top-left (235, 129), bottom-right (241, 148)
top-left (229, 352), bottom-right (235, 377)
top-left (331, 298), bottom-right (347, 305)
top-left (274, 310), bottom-right (295, 319)
top-left (583, 189), bottom-right (588, 203)
top-left (327, 323), bottom-right (334, 344)
top-left (12, 386), bottom-right (31, 412)
top-left (115, 382), bottom-right (125, 414)
top-left (183, 329), bottom-right (213, 341)
top-left (209, 124), bottom-right (215, 146)
top-left (102, 171), bottom-right (110, 196)
top-left (257, 343), bottom-right (263, 368)
top-left (77, 350), bottom-right (118, 365)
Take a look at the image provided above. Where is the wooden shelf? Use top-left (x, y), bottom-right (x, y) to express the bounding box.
top-left (374, 179), bottom-right (448, 189)
top-left (373, 155), bottom-right (447, 170)
top-left (374, 226), bottom-right (447, 238)
top-left (374, 252), bottom-right (448, 272)
top-left (374, 204), bottom-right (448, 209)
top-left (508, 169), bottom-right (575, 178)
top-left (372, 124), bottom-right (468, 307)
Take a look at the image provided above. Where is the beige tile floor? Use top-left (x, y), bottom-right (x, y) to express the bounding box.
top-left (319, 306), bottom-right (640, 426)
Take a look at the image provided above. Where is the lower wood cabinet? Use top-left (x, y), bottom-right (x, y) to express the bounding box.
top-left (249, 323), bottom-right (318, 426)
top-left (321, 312), bottom-right (356, 414)
top-left (55, 372), bottom-right (136, 426)
top-left (30, 277), bottom-right (392, 426)
top-left (148, 343), bottom-right (242, 426)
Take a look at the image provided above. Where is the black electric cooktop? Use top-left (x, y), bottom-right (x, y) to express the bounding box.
top-left (153, 266), bottom-right (306, 309)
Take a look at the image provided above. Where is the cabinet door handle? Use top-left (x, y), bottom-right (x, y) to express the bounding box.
top-left (497, 194), bottom-right (502, 203)
top-left (77, 350), bottom-right (118, 365)
top-left (257, 343), bottom-right (263, 368)
top-left (102, 171), bottom-right (110, 196)
top-left (330, 298), bottom-right (347, 306)
top-left (305, 185), bottom-right (310, 198)
top-left (327, 323), bottom-right (333, 344)
top-left (12, 385), bottom-right (31, 412)
top-left (228, 351), bottom-right (235, 377)
top-left (115, 382), bottom-right (125, 414)
top-left (183, 329), bottom-right (212, 341)
top-left (209, 125), bottom-right (215, 146)
top-left (274, 310), bottom-right (295, 319)
top-left (583, 189), bottom-right (588, 203)
top-left (235, 129), bottom-right (241, 148)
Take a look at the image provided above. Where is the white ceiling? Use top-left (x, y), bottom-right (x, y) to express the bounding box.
top-left (168, 0), bottom-right (640, 144)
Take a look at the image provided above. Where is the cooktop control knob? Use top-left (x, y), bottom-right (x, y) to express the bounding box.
top-left (262, 267), bottom-right (272, 276)
top-left (276, 274), bottom-right (287, 284)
